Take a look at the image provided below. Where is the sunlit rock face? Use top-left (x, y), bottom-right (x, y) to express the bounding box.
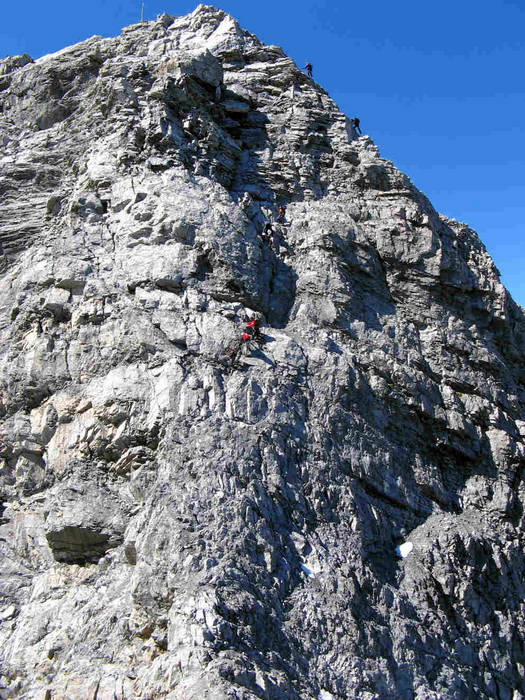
top-left (0, 5), bottom-right (524, 699)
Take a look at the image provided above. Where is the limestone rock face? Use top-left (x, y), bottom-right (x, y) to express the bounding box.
top-left (0, 6), bottom-right (524, 699)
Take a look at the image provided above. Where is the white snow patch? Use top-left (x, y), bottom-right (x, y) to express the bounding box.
top-left (319, 691), bottom-right (336, 700)
top-left (395, 541), bottom-right (413, 558)
top-left (300, 550), bottom-right (323, 578)
top-left (300, 563), bottom-right (314, 577)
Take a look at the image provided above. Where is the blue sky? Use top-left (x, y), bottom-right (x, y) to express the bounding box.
top-left (2, 1), bottom-right (524, 306)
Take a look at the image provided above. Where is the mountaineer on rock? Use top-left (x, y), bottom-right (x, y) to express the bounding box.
top-left (245, 317), bottom-right (261, 341)
top-left (305, 62), bottom-right (313, 78)
top-left (261, 220), bottom-right (275, 248)
top-left (222, 316), bottom-right (263, 367)
top-left (351, 117), bottom-right (362, 135)
top-left (277, 206), bottom-right (286, 224)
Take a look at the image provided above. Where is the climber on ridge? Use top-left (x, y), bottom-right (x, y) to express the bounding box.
top-left (305, 62), bottom-right (313, 78)
top-left (351, 117), bottom-right (362, 135)
top-left (277, 206), bottom-right (286, 224)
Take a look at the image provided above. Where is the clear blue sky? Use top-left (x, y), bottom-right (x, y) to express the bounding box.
top-left (2, 1), bottom-right (524, 307)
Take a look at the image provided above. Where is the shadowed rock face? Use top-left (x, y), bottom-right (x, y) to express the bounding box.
top-left (46, 526), bottom-right (115, 564)
top-left (0, 5), bottom-right (523, 699)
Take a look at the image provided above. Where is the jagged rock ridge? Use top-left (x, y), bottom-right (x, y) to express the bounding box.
top-left (0, 5), bottom-right (524, 699)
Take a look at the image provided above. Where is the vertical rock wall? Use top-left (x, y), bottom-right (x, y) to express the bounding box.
top-left (0, 6), bottom-right (523, 699)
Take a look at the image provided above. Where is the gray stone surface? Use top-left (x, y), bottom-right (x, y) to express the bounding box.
top-left (0, 5), bottom-right (524, 699)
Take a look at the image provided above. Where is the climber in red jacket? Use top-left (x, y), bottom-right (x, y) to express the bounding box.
top-left (244, 317), bottom-right (261, 342)
top-left (222, 317), bottom-right (263, 368)
top-left (305, 62), bottom-right (313, 78)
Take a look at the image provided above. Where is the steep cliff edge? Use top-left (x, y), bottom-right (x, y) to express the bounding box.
top-left (0, 6), bottom-right (524, 699)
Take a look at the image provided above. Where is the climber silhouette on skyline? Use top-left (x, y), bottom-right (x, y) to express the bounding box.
top-left (351, 117), bottom-right (362, 135)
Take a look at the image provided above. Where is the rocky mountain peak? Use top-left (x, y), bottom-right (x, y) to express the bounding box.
top-left (0, 6), bottom-right (523, 700)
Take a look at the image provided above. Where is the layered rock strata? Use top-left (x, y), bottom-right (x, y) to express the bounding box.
top-left (0, 5), bottom-right (523, 699)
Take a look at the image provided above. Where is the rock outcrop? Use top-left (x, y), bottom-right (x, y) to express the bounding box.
top-left (0, 6), bottom-right (523, 699)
